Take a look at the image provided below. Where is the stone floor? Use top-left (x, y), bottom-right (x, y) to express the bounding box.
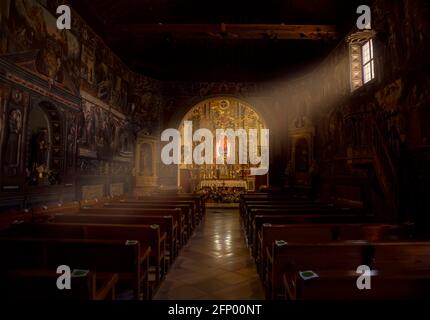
top-left (153, 208), bottom-right (265, 300)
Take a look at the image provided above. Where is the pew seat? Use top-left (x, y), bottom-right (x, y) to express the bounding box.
top-left (269, 241), bottom-right (430, 300)
top-left (0, 237), bottom-right (148, 299)
top-left (285, 270), bottom-right (430, 300)
top-left (0, 269), bottom-right (118, 300)
top-left (53, 213), bottom-right (178, 260)
top-left (5, 222), bottom-right (166, 290)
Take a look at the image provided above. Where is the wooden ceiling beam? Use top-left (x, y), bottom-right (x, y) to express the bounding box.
top-left (114, 23), bottom-right (337, 40)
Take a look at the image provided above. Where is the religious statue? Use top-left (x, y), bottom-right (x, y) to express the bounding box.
top-left (0, 94), bottom-right (4, 144)
top-left (5, 109), bottom-right (22, 166)
top-left (140, 143), bottom-right (153, 177)
top-left (36, 128), bottom-right (49, 166)
top-left (284, 162), bottom-right (295, 187)
top-left (84, 105), bottom-right (95, 147)
top-left (67, 121), bottom-right (76, 163)
top-left (295, 138), bottom-right (310, 173)
top-left (28, 127), bottom-right (50, 182)
top-left (308, 160), bottom-right (320, 199)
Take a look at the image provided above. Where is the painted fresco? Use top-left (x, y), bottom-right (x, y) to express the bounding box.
top-left (78, 101), bottom-right (111, 153)
top-left (77, 99), bottom-right (134, 159)
top-left (1, 0), bottom-right (81, 93)
top-left (128, 75), bottom-right (163, 135)
top-left (79, 23), bottom-right (130, 113)
top-left (0, 0), bottom-right (133, 114)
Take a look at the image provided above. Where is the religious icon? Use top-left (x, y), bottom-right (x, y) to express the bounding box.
top-left (5, 109), bottom-right (22, 166)
top-left (28, 127), bottom-right (50, 182)
top-left (140, 143), bottom-right (153, 177)
top-left (295, 138), bottom-right (309, 173)
top-left (216, 135), bottom-right (230, 158)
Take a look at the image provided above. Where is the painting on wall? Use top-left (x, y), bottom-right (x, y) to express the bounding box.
top-left (1, 0), bottom-right (81, 93)
top-left (94, 106), bottom-right (111, 152)
top-left (139, 143), bottom-right (153, 177)
top-left (79, 25), bottom-right (131, 115)
top-left (0, 85), bottom-right (11, 159)
top-left (128, 78), bottom-right (163, 135)
top-left (80, 44), bottom-right (95, 85)
top-left (95, 62), bottom-right (113, 102)
top-left (4, 109), bottom-right (23, 167)
top-left (1, 88), bottom-right (29, 179)
top-left (111, 75), bottom-right (129, 113)
top-left (0, 0), bottom-right (132, 117)
top-left (79, 101), bottom-right (112, 153)
top-left (66, 113), bottom-right (78, 168)
top-left (79, 101), bottom-right (96, 150)
top-left (78, 100), bottom-right (132, 161)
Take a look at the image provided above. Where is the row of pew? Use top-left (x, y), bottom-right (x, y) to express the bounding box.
top-left (240, 193), bottom-right (430, 300)
top-left (0, 193), bottom-right (205, 300)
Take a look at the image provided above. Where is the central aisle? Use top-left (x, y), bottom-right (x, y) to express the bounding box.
top-left (154, 208), bottom-right (265, 300)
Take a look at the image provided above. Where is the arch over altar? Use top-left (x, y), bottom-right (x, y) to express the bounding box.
top-left (177, 97), bottom-right (268, 201)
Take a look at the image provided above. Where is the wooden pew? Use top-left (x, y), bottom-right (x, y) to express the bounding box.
top-left (241, 201), bottom-right (323, 226)
top-left (285, 270), bottom-right (430, 300)
top-left (241, 200), bottom-right (323, 219)
top-left (107, 200), bottom-right (197, 231)
top-left (239, 193), bottom-right (314, 216)
top-left (245, 207), bottom-right (363, 237)
top-left (78, 207), bottom-right (187, 246)
top-left (371, 242), bottom-right (430, 271)
top-left (138, 193), bottom-right (205, 212)
top-left (246, 208), bottom-right (369, 247)
top-left (5, 222), bottom-right (165, 289)
top-left (267, 241), bottom-right (367, 299)
top-left (100, 201), bottom-right (189, 241)
top-left (53, 213), bottom-right (178, 260)
top-left (270, 241), bottom-right (430, 300)
top-left (251, 214), bottom-right (376, 253)
top-left (240, 192), bottom-right (311, 204)
top-left (136, 194), bottom-right (205, 220)
top-left (0, 269), bottom-right (118, 300)
top-left (32, 201), bottom-right (80, 215)
top-left (257, 224), bottom-right (408, 279)
top-left (257, 224), bottom-right (333, 276)
top-left (0, 237), bottom-right (148, 299)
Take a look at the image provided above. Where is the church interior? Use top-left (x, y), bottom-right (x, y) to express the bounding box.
top-left (1, 0), bottom-right (430, 303)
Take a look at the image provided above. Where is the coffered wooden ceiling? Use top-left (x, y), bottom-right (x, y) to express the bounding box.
top-left (70, 0), bottom-right (372, 81)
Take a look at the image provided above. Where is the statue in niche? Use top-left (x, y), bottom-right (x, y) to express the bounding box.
top-left (35, 128), bottom-right (49, 166)
top-left (28, 127), bottom-right (49, 180)
top-left (294, 114), bottom-right (311, 129)
top-left (140, 143), bottom-right (153, 177)
top-left (295, 138), bottom-right (309, 173)
top-left (308, 160), bottom-right (320, 199)
top-left (5, 109), bottom-right (22, 166)
top-left (120, 131), bottom-right (131, 153)
top-left (83, 105), bottom-right (96, 148)
top-left (284, 161), bottom-right (295, 187)
top-left (67, 122), bottom-right (76, 165)
top-left (0, 97), bottom-right (5, 143)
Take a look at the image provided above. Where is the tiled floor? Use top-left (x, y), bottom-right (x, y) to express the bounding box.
top-left (153, 208), bottom-right (265, 300)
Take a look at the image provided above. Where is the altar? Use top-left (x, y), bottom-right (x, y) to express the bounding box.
top-left (198, 179), bottom-right (249, 203)
top-left (177, 97), bottom-right (269, 197)
top-left (200, 179), bottom-right (248, 190)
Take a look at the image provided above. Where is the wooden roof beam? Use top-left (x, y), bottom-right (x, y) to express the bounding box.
top-left (114, 24), bottom-right (338, 40)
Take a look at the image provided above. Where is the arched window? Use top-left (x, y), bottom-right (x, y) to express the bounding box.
top-left (348, 30), bottom-right (376, 91)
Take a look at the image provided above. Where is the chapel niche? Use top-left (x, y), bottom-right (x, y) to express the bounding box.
top-left (26, 101), bottom-right (63, 186)
top-left (27, 104), bottom-right (51, 185)
top-left (287, 114), bottom-right (315, 186)
top-left (135, 134), bottom-right (159, 191)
